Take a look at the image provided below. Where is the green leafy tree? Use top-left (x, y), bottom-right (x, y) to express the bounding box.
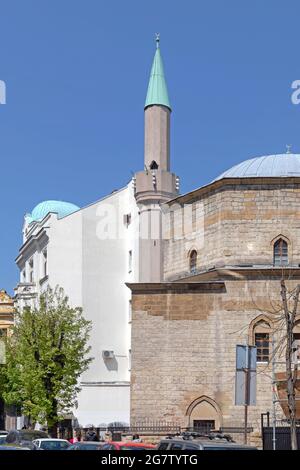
top-left (3, 286), bottom-right (93, 435)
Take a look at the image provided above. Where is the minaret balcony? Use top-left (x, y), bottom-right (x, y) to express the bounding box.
top-left (134, 170), bottom-right (178, 204)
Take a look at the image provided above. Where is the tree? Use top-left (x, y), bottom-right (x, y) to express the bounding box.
top-left (249, 276), bottom-right (300, 450)
top-left (279, 280), bottom-right (299, 450)
top-left (2, 286), bottom-right (93, 436)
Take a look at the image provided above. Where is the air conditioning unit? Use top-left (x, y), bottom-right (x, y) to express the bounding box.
top-left (102, 350), bottom-right (114, 359)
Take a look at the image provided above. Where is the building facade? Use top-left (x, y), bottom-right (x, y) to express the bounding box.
top-left (14, 38), bottom-right (178, 427)
top-left (13, 36), bottom-right (298, 439)
top-left (128, 154), bottom-right (300, 440)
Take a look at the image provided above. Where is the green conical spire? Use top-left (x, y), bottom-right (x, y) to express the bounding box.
top-left (145, 35), bottom-right (171, 111)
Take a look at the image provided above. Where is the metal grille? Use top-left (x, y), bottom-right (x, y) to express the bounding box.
top-left (255, 333), bottom-right (269, 362)
top-left (274, 239), bottom-right (288, 266)
top-left (190, 250), bottom-right (197, 274)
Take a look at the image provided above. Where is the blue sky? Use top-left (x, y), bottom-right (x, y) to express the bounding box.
top-left (1, 0), bottom-right (300, 292)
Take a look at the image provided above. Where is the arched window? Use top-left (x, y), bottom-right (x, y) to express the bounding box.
top-left (253, 320), bottom-right (271, 363)
top-left (273, 238), bottom-right (288, 266)
top-left (189, 250), bottom-right (197, 274)
top-left (149, 160), bottom-right (159, 170)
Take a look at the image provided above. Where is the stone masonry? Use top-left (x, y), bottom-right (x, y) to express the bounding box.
top-left (128, 176), bottom-right (300, 444)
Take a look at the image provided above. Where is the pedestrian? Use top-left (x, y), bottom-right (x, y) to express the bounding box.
top-left (85, 426), bottom-right (99, 442)
top-left (76, 429), bottom-right (82, 442)
top-left (132, 434), bottom-right (142, 442)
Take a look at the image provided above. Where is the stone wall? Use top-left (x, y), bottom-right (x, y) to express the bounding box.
top-left (129, 278), bottom-right (296, 434)
top-left (164, 180), bottom-right (300, 280)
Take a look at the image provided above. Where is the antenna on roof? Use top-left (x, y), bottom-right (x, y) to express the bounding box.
top-left (155, 32), bottom-right (160, 48)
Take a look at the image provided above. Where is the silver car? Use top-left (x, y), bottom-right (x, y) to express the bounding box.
top-left (32, 438), bottom-right (71, 450)
top-left (157, 438), bottom-right (257, 450)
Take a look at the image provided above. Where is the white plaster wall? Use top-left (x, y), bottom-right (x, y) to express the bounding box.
top-left (48, 211), bottom-right (83, 307)
top-left (75, 385), bottom-right (130, 427)
top-left (16, 183), bottom-right (139, 425)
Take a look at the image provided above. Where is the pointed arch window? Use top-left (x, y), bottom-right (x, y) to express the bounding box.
top-left (253, 320), bottom-right (271, 363)
top-left (273, 238), bottom-right (288, 266)
top-left (149, 160), bottom-right (159, 170)
top-left (189, 250), bottom-right (197, 274)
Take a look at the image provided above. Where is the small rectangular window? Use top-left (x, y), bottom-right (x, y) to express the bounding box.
top-left (255, 333), bottom-right (270, 362)
top-left (128, 250), bottom-right (132, 273)
top-left (123, 213), bottom-right (131, 227)
top-left (193, 420), bottom-right (215, 433)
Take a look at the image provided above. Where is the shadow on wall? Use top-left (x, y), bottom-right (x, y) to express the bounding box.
top-left (104, 357), bottom-right (118, 371)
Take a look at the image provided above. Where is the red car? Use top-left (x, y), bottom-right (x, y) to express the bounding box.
top-left (101, 441), bottom-right (156, 450)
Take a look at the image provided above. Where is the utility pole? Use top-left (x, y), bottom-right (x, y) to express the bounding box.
top-left (271, 334), bottom-right (277, 450)
top-left (244, 345), bottom-right (250, 445)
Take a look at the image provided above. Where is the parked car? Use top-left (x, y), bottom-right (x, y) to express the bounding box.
top-left (157, 438), bottom-right (257, 450)
top-left (101, 441), bottom-right (156, 450)
top-left (32, 438), bottom-right (71, 450)
top-left (5, 429), bottom-right (49, 450)
top-left (0, 444), bottom-right (31, 450)
top-left (67, 441), bottom-right (104, 450)
top-left (0, 430), bottom-right (8, 437)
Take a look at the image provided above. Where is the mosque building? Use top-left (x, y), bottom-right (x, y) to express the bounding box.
top-left (14, 37), bottom-right (299, 439)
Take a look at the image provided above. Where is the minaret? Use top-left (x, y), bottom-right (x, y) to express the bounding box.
top-left (134, 35), bottom-right (179, 282)
top-left (144, 34), bottom-right (171, 172)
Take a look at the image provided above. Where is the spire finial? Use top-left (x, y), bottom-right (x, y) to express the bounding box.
top-left (286, 144), bottom-right (292, 154)
top-left (155, 33), bottom-right (160, 48)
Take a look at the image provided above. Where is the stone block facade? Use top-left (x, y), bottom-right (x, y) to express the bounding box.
top-left (163, 178), bottom-right (300, 280)
top-left (129, 277), bottom-right (296, 437)
top-left (128, 176), bottom-right (300, 445)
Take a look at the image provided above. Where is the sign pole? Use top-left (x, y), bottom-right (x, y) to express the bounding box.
top-left (235, 343), bottom-right (256, 445)
top-left (244, 345), bottom-right (250, 445)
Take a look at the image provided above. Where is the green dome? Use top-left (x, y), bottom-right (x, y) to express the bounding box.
top-left (27, 200), bottom-right (80, 223)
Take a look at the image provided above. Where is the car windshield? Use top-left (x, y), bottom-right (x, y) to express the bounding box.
top-left (76, 443), bottom-right (101, 450)
top-left (40, 441), bottom-right (69, 450)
